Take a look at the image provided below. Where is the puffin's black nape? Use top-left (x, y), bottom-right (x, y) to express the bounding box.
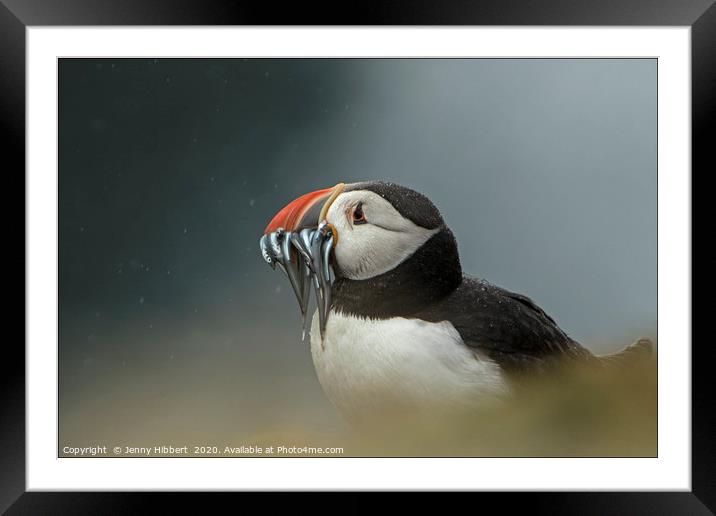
top-left (346, 181), bottom-right (445, 230)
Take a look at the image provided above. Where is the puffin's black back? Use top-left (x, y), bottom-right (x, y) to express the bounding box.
top-left (415, 278), bottom-right (594, 374)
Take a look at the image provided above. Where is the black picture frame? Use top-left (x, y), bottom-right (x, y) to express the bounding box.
top-left (4, 0), bottom-right (713, 512)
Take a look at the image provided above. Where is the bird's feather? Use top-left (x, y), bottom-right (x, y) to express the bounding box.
top-left (415, 277), bottom-right (594, 375)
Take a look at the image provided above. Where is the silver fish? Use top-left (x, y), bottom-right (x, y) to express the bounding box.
top-left (259, 224), bottom-right (336, 342)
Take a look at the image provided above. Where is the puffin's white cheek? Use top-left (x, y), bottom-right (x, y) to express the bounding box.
top-left (332, 227), bottom-right (398, 280)
top-left (333, 225), bottom-right (439, 280)
top-left (333, 231), bottom-right (363, 276)
top-left (333, 244), bottom-right (351, 274)
top-left (324, 189), bottom-right (439, 280)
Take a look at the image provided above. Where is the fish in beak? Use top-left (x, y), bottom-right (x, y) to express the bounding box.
top-left (259, 183), bottom-right (344, 341)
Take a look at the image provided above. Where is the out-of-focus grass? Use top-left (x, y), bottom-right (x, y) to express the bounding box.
top-left (247, 355), bottom-right (657, 457)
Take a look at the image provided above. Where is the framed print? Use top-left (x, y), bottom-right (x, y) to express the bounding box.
top-left (4, 0), bottom-right (713, 512)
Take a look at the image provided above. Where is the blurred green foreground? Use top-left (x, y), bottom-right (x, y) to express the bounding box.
top-left (255, 355), bottom-right (657, 457)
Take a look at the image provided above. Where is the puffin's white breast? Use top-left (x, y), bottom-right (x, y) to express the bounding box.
top-left (310, 310), bottom-right (509, 422)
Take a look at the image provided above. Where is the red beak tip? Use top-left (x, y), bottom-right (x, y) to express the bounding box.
top-left (264, 187), bottom-right (334, 234)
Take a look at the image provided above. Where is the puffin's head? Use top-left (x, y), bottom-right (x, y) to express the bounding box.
top-left (260, 181), bottom-right (461, 335)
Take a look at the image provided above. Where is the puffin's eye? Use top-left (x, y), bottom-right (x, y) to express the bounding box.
top-left (352, 202), bottom-right (367, 225)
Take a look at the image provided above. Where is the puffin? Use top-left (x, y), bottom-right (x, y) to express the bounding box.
top-left (260, 181), bottom-right (653, 424)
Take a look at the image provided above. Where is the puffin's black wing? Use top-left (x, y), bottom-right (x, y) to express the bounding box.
top-left (416, 277), bottom-right (593, 374)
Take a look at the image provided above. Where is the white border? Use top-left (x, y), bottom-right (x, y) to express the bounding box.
top-left (27, 27), bottom-right (691, 491)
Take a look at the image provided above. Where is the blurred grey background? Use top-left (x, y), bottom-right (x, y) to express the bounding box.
top-left (59, 58), bottom-right (656, 451)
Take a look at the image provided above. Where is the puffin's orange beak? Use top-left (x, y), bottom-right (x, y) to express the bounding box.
top-left (264, 183), bottom-right (345, 235)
